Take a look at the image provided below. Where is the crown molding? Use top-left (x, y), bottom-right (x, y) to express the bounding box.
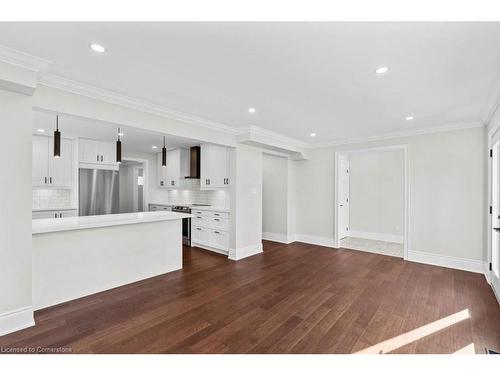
top-left (306, 121), bottom-right (486, 149)
top-left (0, 44), bottom-right (52, 73)
top-left (38, 73), bottom-right (238, 136)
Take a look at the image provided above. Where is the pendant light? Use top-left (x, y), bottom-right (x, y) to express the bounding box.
top-left (162, 136), bottom-right (167, 167)
top-left (116, 127), bottom-right (122, 164)
top-left (53, 115), bottom-right (61, 158)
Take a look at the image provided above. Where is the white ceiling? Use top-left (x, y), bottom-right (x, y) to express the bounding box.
top-left (3, 22), bottom-right (500, 144)
top-left (33, 111), bottom-right (198, 154)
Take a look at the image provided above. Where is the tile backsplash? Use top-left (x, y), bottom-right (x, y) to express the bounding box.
top-left (167, 189), bottom-right (230, 207)
top-left (32, 189), bottom-right (72, 209)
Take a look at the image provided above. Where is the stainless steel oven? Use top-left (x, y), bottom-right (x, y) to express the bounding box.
top-left (172, 206), bottom-right (191, 246)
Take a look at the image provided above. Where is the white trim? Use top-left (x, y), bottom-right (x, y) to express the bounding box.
top-left (236, 126), bottom-right (308, 149)
top-left (334, 144), bottom-right (409, 260)
top-left (294, 234), bottom-right (335, 248)
top-left (39, 74), bottom-right (237, 135)
top-left (0, 44), bottom-right (52, 73)
top-left (228, 242), bottom-right (263, 261)
top-left (309, 121), bottom-right (484, 149)
top-left (407, 250), bottom-right (483, 274)
top-left (0, 306), bottom-right (35, 337)
top-left (484, 261), bottom-right (491, 284)
top-left (262, 231), bottom-right (293, 244)
top-left (347, 230), bottom-right (404, 244)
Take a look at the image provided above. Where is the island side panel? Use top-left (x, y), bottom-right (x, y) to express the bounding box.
top-left (33, 220), bottom-right (182, 310)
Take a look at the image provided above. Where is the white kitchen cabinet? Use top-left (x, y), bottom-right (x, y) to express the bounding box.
top-left (32, 135), bottom-right (73, 188)
top-left (200, 144), bottom-right (230, 189)
top-left (156, 149), bottom-right (190, 189)
top-left (191, 209), bottom-right (230, 254)
top-left (79, 138), bottom-right (118, 168)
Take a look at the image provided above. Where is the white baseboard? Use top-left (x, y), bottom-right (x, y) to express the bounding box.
top-left (483, 261), bottom-right (491, 284)
top-left (347, 230), bottom-right (404, 244)
top-left (229, 242), bottom-right (263, 261)
top-left (294, 234), bottom-right (335, 248)
top-left (407, 250), bottom-right (483, 274)
top-left (262, 232), bottom-right (294, 244)
top-left (0, 306), bottom-right (35, 337)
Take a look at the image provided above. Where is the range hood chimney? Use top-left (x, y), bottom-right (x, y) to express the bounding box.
top-left (185, 146), bottom-right (200, 179)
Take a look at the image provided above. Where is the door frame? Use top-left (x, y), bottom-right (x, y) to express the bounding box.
top-left (122, 157), bottom-right (149, 212)
top-left (486, 126), bottom-right (500, 304)
top-left (334, 144), bottom-right (409, 260)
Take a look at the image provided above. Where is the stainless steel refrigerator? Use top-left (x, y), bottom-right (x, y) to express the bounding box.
top-left (79, 168), bottom-right (119, 216)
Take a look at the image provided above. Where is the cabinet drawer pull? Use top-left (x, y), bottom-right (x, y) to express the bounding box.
top-left (196, 216), bottom-right (202, 219)
top-left (196, 228), bottom-right (202, 230)
top-left (214, 213), bottom-right (220, 216)
top-left (214, 231), bottom-right (220, 234)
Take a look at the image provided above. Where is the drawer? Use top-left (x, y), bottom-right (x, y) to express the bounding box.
top-left (191, 209), bottom-right (208, 216)
top-left (192, 226), bottom-right (210, 244)
top-left (210, 216), bottom-right (229, 230)
top-left (149, 204), bottom-right (171, 212)
top-left (192, 216), bottom-right (209, 227)
top-left (209, 229), bottom-right (229, 250)
top-left (32, 209), bottom-right (77, 219)
top-left (209, 211), bottom-right (229, 219)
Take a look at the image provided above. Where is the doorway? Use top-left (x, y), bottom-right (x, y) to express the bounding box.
top-left (119, 158), bottom-right (148, 213)
top-left (335, 145), bottom-right (408, 259)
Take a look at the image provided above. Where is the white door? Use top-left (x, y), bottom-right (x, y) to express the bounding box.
top-left (212, 145), bottom-right (228, 188)
top-left (338, 157), bottom-right (350, 240)
top-left (200, 144), bottom-right (209, 188)
top-left (49, 138), bottom-right (73, 187)
top-left (490, 136), bottom-right (500, 298)
top-left (32, 135), bottom-right (49, 186)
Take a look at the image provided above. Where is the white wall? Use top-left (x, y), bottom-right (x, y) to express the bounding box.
top-left (119, 163), bottom-right (135, 213)
top-left (230, 144), bottom-right (263, 259)
top-left (262, 153), bottom-right (288, 237)
top-left (348, 149), bottom-right (404, 238)
top-left (294, 126), bottom-right (485, 262)
top-left (0, 89), bottom-right (34, 334)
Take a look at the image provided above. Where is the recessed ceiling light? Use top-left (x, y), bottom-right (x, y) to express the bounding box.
top-left (37, 129), bottom-right (45, 133)
top-left (152, 145), bottom-right (158, 149)
top-left (375, 66), bottom-right (389, 74)
top-left (248, 108), bottom-right (256, 113)
top-left (89, 43), bottom-right (106, 53)
top-left (405, 116), bottom-right (414, 121)
top-left (310, 132), bottom-right (316, 137)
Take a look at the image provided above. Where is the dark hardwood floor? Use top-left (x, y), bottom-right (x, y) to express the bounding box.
top-left (1, 241), bottom-right (499, 354)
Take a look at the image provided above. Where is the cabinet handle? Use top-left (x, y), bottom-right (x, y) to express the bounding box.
top-left (214, 218), bottom-right (220, 221)
top-left (214, 213), bottom-right (220, 216)
top-left (214, 231), bottom-right (220, 234)
top-left (44, 177), bottom-right (47, 184)
top-left (160, 181), bottom-right (164, 186)
top-left (97, 155), bottom-right (99, 162)
top-left (54, 213), bottom-right (57, 218)
top-left (49, 177), bottom-right (52, 184)
top-left (101, 155), bottom-right (103, 162)
top-left (60, 213), bottom-right (63, 218)
top-left (196, 228), bottom-right (202, 230)
top-left (197, 216), bottom-right (202, 219)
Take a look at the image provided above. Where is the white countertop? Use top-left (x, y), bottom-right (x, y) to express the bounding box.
top-left (32, 207), bottom-right (78, 212)
top-left (33, 211), bottom-right (192, 234)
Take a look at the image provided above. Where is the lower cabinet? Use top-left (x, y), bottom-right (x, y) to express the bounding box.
top-left (32, 209), bottom-right (78, 219)
top-left (191, 209), bottom-right (229, 255)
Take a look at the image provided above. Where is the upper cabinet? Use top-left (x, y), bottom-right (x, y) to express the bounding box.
top-left (157, 149), bottom-right (190, 189)
top-left (200, 144), bottom-right (230, 189)
top-left (79, 138), bottom-right (118, 169)
top-left (32, 135), bottom-right (73, 188)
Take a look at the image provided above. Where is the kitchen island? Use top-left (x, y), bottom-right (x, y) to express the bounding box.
top-left (32, 211), bottom-right (192, 310)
